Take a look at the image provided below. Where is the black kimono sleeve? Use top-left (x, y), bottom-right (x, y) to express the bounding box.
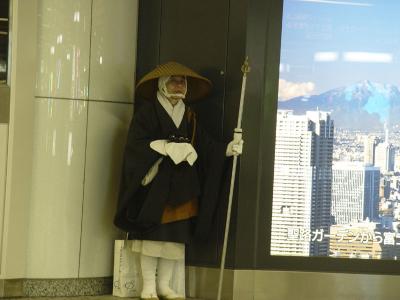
top-left (193, 124), bottom-right (228, 239)
top-left (114, 102), bottom-right (162, 231)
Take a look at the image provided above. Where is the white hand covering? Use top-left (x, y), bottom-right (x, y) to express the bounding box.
top-left (150, 139), bottom-right (168, 155)
top-left (150, 140), bottom-right (198, 165)
top-left (141, 157), bottom-right (163, 186)
top-left (165, 142), bottom-right (198, 165)
top-left (226, 139), bottom-right (244, 156)
top-left (226, 129), bottom-right (244, 157)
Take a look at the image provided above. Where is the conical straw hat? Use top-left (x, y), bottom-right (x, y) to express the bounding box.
top-left (136, 61), bottom-right (212, 102)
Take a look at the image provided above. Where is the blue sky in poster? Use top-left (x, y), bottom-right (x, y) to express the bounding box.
top-left (279, 0), bottom-right (400, 99)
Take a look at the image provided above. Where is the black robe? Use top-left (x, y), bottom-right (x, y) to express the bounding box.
top-left (114, 99), bottom-right (226, 243)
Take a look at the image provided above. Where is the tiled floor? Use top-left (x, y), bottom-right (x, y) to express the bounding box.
top-left (5, 297), bottom-right (203, 300)
top-left (3, 298), bottom-right (120, 300)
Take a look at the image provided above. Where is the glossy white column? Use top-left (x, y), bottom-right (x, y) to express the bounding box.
top-left (36, 0), bottom-right (91, 99)
top-left (89, 0), bottom-right (138, 102)
top-left (27, 98), bottom-right (88, 278)
top-left (1, 0), bottom-right (38, 279)
top-left (79, 101), bottom-right (132, 277)
top-left (0, 124), bottom-right (8, 263)
top-left (30, 0), bottom-right (138, 278)
top-left (78, 0), bottom-right (137, 277)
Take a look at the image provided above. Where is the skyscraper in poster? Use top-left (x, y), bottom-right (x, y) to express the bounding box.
top-left (364, 135), bottom-right (378, 166)
top-left (271, 110), bottom-right (334, 257)
top-left (375, 123), bottom-right (395, 174)
top-left (331, 162), bottom-right (380, 225)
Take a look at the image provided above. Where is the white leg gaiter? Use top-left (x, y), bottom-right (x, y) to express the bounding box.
top-left (140, 254), bottom-right (158, 298)
top-left (157, 258), bottom-right (180, 298)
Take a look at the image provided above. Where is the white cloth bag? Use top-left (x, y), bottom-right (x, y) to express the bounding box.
top-left (113, 240), bottom-right (142, 297)
top-left (113, 240), bottom-right (186, 297)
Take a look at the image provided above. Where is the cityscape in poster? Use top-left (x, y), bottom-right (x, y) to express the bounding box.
top-left (271, 0), bottom-right (400, 260)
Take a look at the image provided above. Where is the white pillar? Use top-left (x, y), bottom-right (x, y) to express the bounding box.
top-left (1, 0), bottom-right (37, 279)
top-left (27, 0), bottom-right (137, 278)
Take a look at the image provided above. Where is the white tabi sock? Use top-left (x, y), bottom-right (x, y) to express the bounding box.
top-left (140, 254), bottom-right (158, 298)
top-left (157, 258), bottom-right (181, 298)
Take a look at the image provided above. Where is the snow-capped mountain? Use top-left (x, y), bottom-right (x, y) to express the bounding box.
top-left (278, 80), bottom-right (400, 130)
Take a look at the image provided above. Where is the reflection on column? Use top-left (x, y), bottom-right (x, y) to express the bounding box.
top-left (28, 98), bottom-right (87, 278)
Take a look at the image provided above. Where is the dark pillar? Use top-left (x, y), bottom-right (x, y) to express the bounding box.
top-left (135, 0), bottom-right (283, 272)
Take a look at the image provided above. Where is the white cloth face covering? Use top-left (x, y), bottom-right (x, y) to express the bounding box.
top-left (157, 91), bottom-right (185, 128)
top-left (158, 75), bottom-right (187, 100)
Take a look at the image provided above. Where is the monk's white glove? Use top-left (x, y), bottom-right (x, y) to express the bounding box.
top-left (165, 142), bottom-right (198, 165)
top-left (150, 140), bottom-right (197, 165)
top-left (226, 128), bottom-right (244, 157)
top-left (150, 140), bottom-right (168, 155)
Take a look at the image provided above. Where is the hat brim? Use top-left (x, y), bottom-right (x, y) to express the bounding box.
top-left (135, 62), bottom-right (212, 102)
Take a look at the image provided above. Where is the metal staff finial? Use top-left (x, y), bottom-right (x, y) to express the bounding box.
top-left (241, 56), bottom-right (251, 74)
